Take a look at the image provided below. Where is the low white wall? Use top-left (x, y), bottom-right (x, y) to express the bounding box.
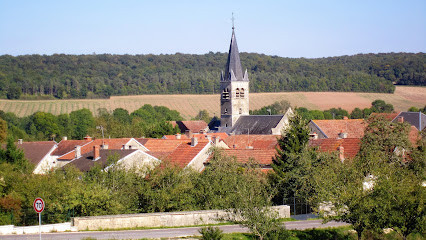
top-left (73, 205), bottom-right (290, 231)
top-left (0, 222), bottom-right (76, 235)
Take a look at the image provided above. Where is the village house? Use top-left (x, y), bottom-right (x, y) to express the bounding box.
top-left (308, 118), bottom-right (366, 139)
top-left (15, 140), bottom-right (57, 174)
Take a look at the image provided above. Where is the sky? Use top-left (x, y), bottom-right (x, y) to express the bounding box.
top-left (0, 0), bottom-right (425, 58)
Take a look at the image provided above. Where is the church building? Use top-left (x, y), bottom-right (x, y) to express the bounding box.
top-left (217, 26), bottom-right (293, 135)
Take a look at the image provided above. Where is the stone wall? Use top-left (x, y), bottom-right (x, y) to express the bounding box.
top-left (72, 205), bottom-right (290, 231)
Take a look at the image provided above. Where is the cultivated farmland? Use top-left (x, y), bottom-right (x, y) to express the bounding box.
top-left (0, 86), bottom-right (424, 120)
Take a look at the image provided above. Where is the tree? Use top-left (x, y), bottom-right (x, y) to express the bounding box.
top-left (6, 85), bottom-right (21, 99)
top-left (193, 110), bottom-right (211, 124)
top-left (70, 109), bottom-right (95, 139)
top-left (311, 117), bottom-right (424, 239)
top-left (31, 112), bottom-right (60, 140)
top-left (371, 99), bottom-right (394, 113)
top-left (271, 113), bottom-right (314, 200)
top-left (350, 107), bottom-right (363, 119)
top-left (0, 138), bottom-right (32, 173)
top-left (0, 118), bottom-right (7, 143)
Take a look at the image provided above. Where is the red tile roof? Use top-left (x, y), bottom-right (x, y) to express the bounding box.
top-left (57, 138), bottom-right (133, 160)
top-left (223, 135), bottom-right (278, 150)
top-left (52, 139), bottom-right (91, 156)
top-left (311, 119), bottom-right (366, 139)
top-left (370, 112), bottom-right (399, 121)
top-left (16, 141), bottom-right (56, 165)
top-left (164, 140), bottom-right (210, 168)
top-left (309, 138), bottom-right (361, 159)
top-left (137, 138), bottom-right (210, 168)
top-left (221, 149), bottom-right (277, 165)
top-left (409, 126), bottom-right (420, 146)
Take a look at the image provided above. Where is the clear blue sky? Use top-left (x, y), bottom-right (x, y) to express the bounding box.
top-left (0, 0), bottom-right (425, 58)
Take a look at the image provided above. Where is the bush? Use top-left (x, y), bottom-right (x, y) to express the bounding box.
top-left (199, 226), bottom-right (224, 240)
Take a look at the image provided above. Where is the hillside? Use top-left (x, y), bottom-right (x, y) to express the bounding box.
top-left (0, 52), bottom-right (425, 99)
top-left (1, 86), bottom-right (424, 120)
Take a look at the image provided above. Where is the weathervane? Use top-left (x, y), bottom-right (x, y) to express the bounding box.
top-left (231, 12), bottom-right (235, 30)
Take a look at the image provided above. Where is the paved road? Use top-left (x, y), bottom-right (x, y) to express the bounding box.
top-left (0, 220), bottom-right (349, 240)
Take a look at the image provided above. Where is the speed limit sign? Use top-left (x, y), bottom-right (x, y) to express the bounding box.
top-left (33, 198), bottom-right (45, 213)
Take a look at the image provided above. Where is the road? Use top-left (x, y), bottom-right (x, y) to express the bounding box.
top-left (0, 220), bottom-right (349, 240)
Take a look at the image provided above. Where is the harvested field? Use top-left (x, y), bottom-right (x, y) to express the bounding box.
top-left (0, 86), bottom-right (424, 120)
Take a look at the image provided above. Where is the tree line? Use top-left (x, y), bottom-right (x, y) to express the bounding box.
top-left (0, 104), bottom-right (182, 142)
top-left (1, 52), bottom-right (424, 99)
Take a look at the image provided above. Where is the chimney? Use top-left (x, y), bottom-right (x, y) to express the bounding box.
top-left (191, 137), bottom-right (198, 147)
top-left (62, 136), bottom-right (67, 141)
top-left (122, 144), bottom-right (126, 150)
top-left (84, 135), bottom-right (92, 141)
top-left (338, 145), bottom-right (345, 162)
top-left (338, 131), bottom-right (348, 139)
top-left (343, 116), bottom-right (349, 120)
top-left (397, 116), bottom-right (404, 123)
top-left (18, 139), bottom-right (23, 144)
top-left (93, 145), bottom-right (100, 160)
top-left (75, 145), bottom-right (81, 159)
top-left (185, 130), bottom-right (193, 138)
top-left (175, 133), bottom-right (181, 139)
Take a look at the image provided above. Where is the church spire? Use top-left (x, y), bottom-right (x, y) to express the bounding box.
top-left (224, 21), bottom-right (245, 81)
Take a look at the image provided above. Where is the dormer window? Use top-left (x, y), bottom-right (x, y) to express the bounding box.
top-left (222, 88), bottom-right (230, 100)
top-left (236, 88), bottom-right (240, 98)
top-left (240, 88), bottom-right (245, 98)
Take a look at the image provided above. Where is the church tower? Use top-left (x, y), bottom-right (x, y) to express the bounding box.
top-left (220, 27), bottom-right (249, 128)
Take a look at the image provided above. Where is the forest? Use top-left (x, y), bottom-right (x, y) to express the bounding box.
top-left (0, 52), bottom-right (424, 99)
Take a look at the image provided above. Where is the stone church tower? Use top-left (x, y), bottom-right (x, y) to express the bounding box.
top-left (220, 27), bottom-right (249, 128)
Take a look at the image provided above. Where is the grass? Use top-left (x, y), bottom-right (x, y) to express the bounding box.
top-left (1, 86), bottom-right (425, 119)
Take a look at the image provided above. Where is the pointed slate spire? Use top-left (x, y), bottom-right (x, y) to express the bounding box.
top-left (225, 29), bottom-right (245, 81)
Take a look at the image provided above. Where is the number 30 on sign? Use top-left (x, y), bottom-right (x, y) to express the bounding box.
top-left (33, 198), bottom-right (44, 213)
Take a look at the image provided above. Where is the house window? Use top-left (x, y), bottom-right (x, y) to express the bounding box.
top-left (224, 108), bottom-right (228, 114)
top-left (225, 124), bottom-right (228, 127)
top-left (222, 88), bottom-right (230, 100)
top-left (236, 88), bottom-right (240, 98)
top-left (239, 108), bottom-right (242, 114)
top-left (240, 88), bottom-right (245, 98)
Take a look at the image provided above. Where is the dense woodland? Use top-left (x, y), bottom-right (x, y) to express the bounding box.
top-left (0, 52), bottom-right (425, 99)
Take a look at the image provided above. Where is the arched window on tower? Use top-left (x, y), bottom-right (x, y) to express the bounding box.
top-left (240, 88), bottom-right (245, 98)
top-left (222, 88), bottom-right (230, 100)
top-left (236, 88), bottom-right (240, 98)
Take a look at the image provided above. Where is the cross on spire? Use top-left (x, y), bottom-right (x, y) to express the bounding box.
top-left (231, 12), bottom-right (235, 30)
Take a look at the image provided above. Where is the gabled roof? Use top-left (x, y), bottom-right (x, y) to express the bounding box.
top-left (57, 138), bottom-right (137, 160)
top-left (66, 149), bottom-right (137, 172)
top-left (393, 112), bottom-right (426, 131)
top-left (16, 141), bottom-right (57, 166)
top-left (178, 121), bottom-right (208, 133)
top-left (224, 29), bottom-right (245, 81)
top-left (309, 138), bottom-right (361, 159)
top-left (231, 115), bottom-right (284, 135)
top-left (52, 139), bottom-right (92, 156)
top-left (310, 119), bottom-right (366, 139)
top-left (165, 140), bottom-right (210, 168)
top-left (223, 135), bottom-right (278, 149)
top-left (221, 149), bottom-right (277, 165)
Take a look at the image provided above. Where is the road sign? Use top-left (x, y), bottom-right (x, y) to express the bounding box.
top-left (33, 198), bottom-right (44, 213)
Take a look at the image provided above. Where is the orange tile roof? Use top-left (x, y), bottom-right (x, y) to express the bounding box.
top-left (164, 140), bottom-right (210, 168)
top-left (309, 138), bottom-right (361, 159)
top-left (408, 125), bottom-right (420, 146)
top-left (370, 112), bottom-right (399, 121)
top-left (137, 138), bottom-right (190, 152)
top-left (223, 135), bottom-right (278, 150)
top-left (311, 119), bottom-right (366, 139)
top-left (221, 149), bottom-right (277, 165)
top-left (163, 132), bottom-right (229, 140)
top-left (57, 138), bottom-right (133, 160)
top-left (162, 134), bottom-right (190, 140)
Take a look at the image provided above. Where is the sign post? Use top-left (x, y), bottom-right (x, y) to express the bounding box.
top-left (33, 198), bottom-right (44, 240)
